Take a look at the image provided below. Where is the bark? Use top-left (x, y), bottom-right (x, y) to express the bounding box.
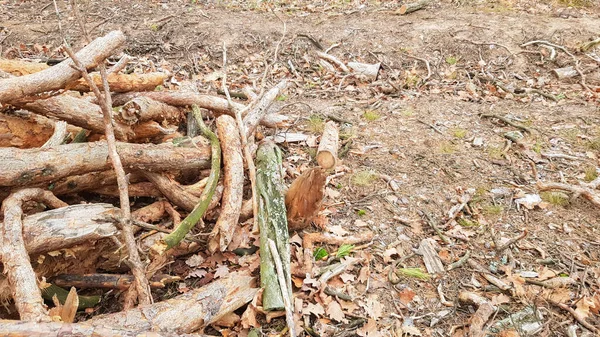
top-left (119, 96), bottom-right (183, 125)
top-left (316, 120), bottom-right (339, 170)
top-left (285, 167), bottom-right (326, 231)
top-left (0, 111), bottom-right (65, 148)
top-left (1, 189), bottom-right (68, 321)
top-left (142, 172), bottom-right (199, 211)
top-left (85, 273), bottom-right (257, 334)
top-left (0, 320), bottom-right (207, 337)
top-left (243, 80), bottom-right (288, 138)
top-left (0, 58), bottom-right (49, 76)
top-left (0, 31), bottom-right (126, 104)
top-left (256, 141), bottom-right (292, 311)
top-left (0, 137), bottom-right (211, 187)
top-left (112, 91), bottom-right (289, 129)
top-left (17, 95), bottom-right (163, 141)
top-left (41, 121), bottom-right (68, 148)
top-left (51, 273), bottom-right (180, 290)
top-left (66, 72), bottom-right (167, 93)
top-left (208, 115), bottom-right (244, 253)
top-left (398, 0), bottom-right (431, 14)
top-left (94, 182), bottom-right (162, 198)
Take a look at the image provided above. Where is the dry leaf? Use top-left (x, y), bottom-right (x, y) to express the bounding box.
top-left (361, 294), bottom-right (383, 320)
top-left (357, 318), bottom-right (384, 337)
top-left (543, 288), bottom-right (572, 303)
top-left (328, 225), bottom-right (349, 236)
top-left (358, 265), bottom-right (370, 283)
top-left (340, 272), bottom-right (356, 283)
top-left (303, 302), bottom-right (326, 316)
top-left (383, 247), bottom-right (398, 264)
top-left (498, 330), bottom-right (519, 337)
top-left (575, 296), bottom-right (595, 319)
top-left (339, 299), bottom-right (359, 313)
top-left (491, 294), bottom-right (511, 306)
top-left (185, 254), bottom-right (205, 267)
top-left (241, 304), bottom-right (259, 328)
top-left (398, 287), bottom-right (416, 305)
top-left (214, 264), bottom-right (230, 279)
top-left (326, 301), bottom-right (346, 322)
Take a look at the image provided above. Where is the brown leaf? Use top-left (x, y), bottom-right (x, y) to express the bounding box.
top-left (339, 272), bottom-right (356, 283)
top-left (241, 304), bottom-right (259, 328)
top-left (214, 264), bottom-right (230, 279)
top-left (398, 287), bottom-right (416, 305)
top-left (491, 294), bottom-right (511, 306)
top-left (326, 301), bottom-right (346, 322)
top-left (303, 302), bottom-right (325, 316)
top-left (361, 294), bottom-right (383, 320)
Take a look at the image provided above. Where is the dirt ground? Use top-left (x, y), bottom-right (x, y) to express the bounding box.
top-left (1, 0), bottom-right (600, 336)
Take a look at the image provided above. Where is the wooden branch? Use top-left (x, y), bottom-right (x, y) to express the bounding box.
top-left (0, 138), bottom-right (211, 187)
top-left (0, 320), bottom-right (210, 337)
top-left (66, 72), bottom-right (167, 93)
top-left (256, 141), bottom-right (292, 311)
top-left (111, 91), bottom-right (289, 129)
top-left (118, 96), bottom-right (183, 125)
top-left (0, 31), bottom-right (125, 103)
top-left (155, 105), bottom-right (220, 253)
top-left (267, 239), bottom-right (295, 337)
top-left (142, 172), bottom-right (199, 211)
top-left (316, 52), bottom-right (349, 72)
top-left (243, 80), bottom-right (288, 138)
top-left (0, 58), bottom-right (49, 75)
top-left (398, 0), bottom-right (431, 15)
top-left (417, 238), bottom-right (445, 274)
top-left (537, 181), bottom-right (600, 207)
top-left (458, 291), bottom-right (496, 337)
top-left (41, 121), bottom-right (67, 148)
top-left (1, 188), bottom-right (67, 321)
top-left (85, 273), bottom-right (257, 334)
top-left (208, 115), bottom-right (244, 253)
top-left (94, 182), bottom-right (162, 198)
top-left (316, 121), bottom-right (339, 169)
top-left (51, 273), bottom-right (180, 290)
top-left (17, 95), bottom-right (162, 141)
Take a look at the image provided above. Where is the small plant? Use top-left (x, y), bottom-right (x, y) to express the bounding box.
top-left (401, 108), bottom-right (414, 117)
top-left (395, 267), bottom-right (430, 280)
top-left (336, 244), bottom-right (355, 258)
top-left (356, 209), bottom-right (367, 216)
top-left (335, 183), bottom-right (343, 189)
top-left (352, 170), bottom-right (378, 187)
top-left (276, 94), bottom-right (287, 101)
top-left (313, 247), bottom-right (328, 260)
top-left (306, 148), bottom-right (317, 160)
top-left (532, 140), bottom-right (543, 154)
top-left (445, 55), bottom-right (459, 65)
top-left (439, 141), bottom-right (457, 154)
top-left (584, 166), bottom-right (598, 182)
top-left (362, 110), bottom-right (380, 122)
top-left (307, 115), bottom-right (325, 133)
top-left (154, 85), bottom-right (164, 91)
top-left (451, 128), bottom-right (468, 139)
top-left (457, 218), bottom-right (480, 227)
top-left (487, 146), bottom-right (504, 159)
top-left (149, 23), bottom-right (160, 31)
top-left (540, 191), bottom-right (569, 207)
top-left (586, 137), bottom-right (600, 151)
top-left (482, 204), bottom-right (504, 215)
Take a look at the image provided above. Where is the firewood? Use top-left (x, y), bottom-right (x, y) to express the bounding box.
top-left (316, 121), bottom-right (339, 170)
top-left (112, 91), bottom-right (289, 129)
top-left (0, 58), bottom-right (49, 76)
top-left (118, 96), bottom-right (183, 125)
top-left (0, 111), bottom-right (76, 148)
top-left (51, 273), bottom-right (180, 290)
top-left (285, 167), bottom-right (326, 231)
top-left (0, 138), bottom-right (211, 187)
top-left (209, 115), bottom-right (244, 253)
top-left (256, 141), bottom-right (292, 311)
top-left (243, 80), bottom-right (288, 138)
top-left (397, 0), bottom-right (430, 15)
top-left (85, 273), bottom-right (257, 334)
top-left (0, 31), bottom-right (125, 104)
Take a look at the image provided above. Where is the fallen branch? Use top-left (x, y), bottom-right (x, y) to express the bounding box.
top-left (401, 53), bottom-right (431, 82)
top-left (537, 181), bottom-right (600, 207)
top-left (458, 291), bottom-right (497, 337)
top-left (153, 105), bottom-right (220, 253)
top-left (316, 51), bottom-right (349, 73)
top-left (480, 113), bottom-right (532, 134)
top-left (0, 31), bottom-right (125, 103)
top-left (551, 301), bottom-right (599, 334)
top-left (0, 138), bottom-right (211, 187)
top-left (268, 239), bottom-right (295, 337)
top-left (243, 80), bottom-right (289, 139)
top-left (208, 115), bottom-right (244, 253)
top-left (398, 0), bottom-right (431, 15)
top-left (467, 259), bottom-right (511, 291)
top-left (41, 120), bottom-right (67, 148)
top-left (51, 273), bottom-right (180, 290)
top-left (65, 72), bottom-right (167, 93)
top-left (118, 96), bottom-right (183, 125)
top-left (1, 188), bottom-right (67, 321)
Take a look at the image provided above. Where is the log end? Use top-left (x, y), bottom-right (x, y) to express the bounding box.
top-left (316, 152), bottom-right (336, 170)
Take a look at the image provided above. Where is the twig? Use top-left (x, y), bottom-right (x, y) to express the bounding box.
top-left (537, 181), bottom-right (600, 207)
top-left (551, 301), bottom-right (599, 334)
top-left (447, 250), bottom-right (471, 271)
top-left (107, 54), bottom-right (131, 74)
top-left (417, 119), bottom-right (444, 135)
top-left (495, 230), bottom-right (528, 252)
top-left (401, 53), bottom-right (431, 82)
top-left (580, 37), bottom-right (600, 52)
top-left (419, 210), bottom-right (450, 244)
top-left (132, 220), bottom-right (203, 243)
top-left (268, 239), bottom-right (296, 337)
top-left (480, 113), bottom-right (532, 134)
top-left (455, 38), bottom-right (515, 57)
top-left (317, 51), bottom-right (349, 73)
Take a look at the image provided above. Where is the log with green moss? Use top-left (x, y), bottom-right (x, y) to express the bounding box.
top-left (256, 140), bottom-right (292, 311)
top-left (153, 104), bottom-right (221, 253)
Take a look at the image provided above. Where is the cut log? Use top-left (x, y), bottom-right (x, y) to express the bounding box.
top-left (552, 66), bottom-right (578, 79)
top-left (118, 96), bottom-right (183, 125)
top-left (256, 141), bottom-right (292, 311)
top-left (112, 91), bottom-right (289, 129)
top-left (316, 120), bottom-right (339, 170)
top-left (243, 80), bottom-right (288, 138)
top-left (0, 31), bottom-right (125, 104)
top-left (0, 137), bottom-right (211, 187)
top-left (85, 273), bottom-right (257, 334)
top-left (0, 320), bottom-right (208, 337)
top-left (208, 115), bottom-right (244, 253)
top-left (398, 0), bottom-right (430, 15)
top-left (66, 72), bottom-right (167, 93)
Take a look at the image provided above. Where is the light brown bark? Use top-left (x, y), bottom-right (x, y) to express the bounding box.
top-left (208, 115), bottom-right (244, 253)
top-left (0, 58), bottom-right (49, 75)
top-left (0, 138), bottom-right (211, 187)
top-left (0, 31), bottom-right (126, 104)
top-left (118, 96), bottom-right (183, 125)
top-left (0, 112), bottom-right (60, 148)
top-left (1, 188), bottom-right (68, 321)
top-left (316, 120), bottom-right (339, 170)
top-left (243, 80), bottom-right (288, 138)
top-left (85, 273), bottom-right (258, 334)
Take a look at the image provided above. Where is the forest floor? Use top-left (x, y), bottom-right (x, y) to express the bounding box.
top-left (1, 0), bottom-right (600, 336)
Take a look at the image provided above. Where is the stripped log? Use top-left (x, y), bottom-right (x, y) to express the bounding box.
top-left (1, 189), bottom-right (68, 321)
top-left (0, 58), bottom-right (49, 75)
top-left (0, 137), bottom-right (211, 187)
top-left (398, 0), bottom-right (430, 15)
top-left (0, 320), bottom-right (207, 337)
top-left (316, 120), bottom-right (339, 169)
top-left (0, 31), bottom-right (126, 103)
top-left (85, 273), bottom-right (258, 334)
top-left (118, 96), bottom-right (183, 125)
top-left (112, 91), bottom-right (289, 129)
top-left (243, 80), bottom-right (288, 138)
top-left (208, 115), bottom-right (244, 253)
top-left (51, 273), bottom-right (180, 290)
top-left (66, 72), bottom-right (167, 93)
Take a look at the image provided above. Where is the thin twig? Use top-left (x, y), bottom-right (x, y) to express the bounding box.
top-left (401, 53), bottom-right (431, 82)
top-left (447, 250), bottom-right (471, 271)
top-left (495, 230), bottom-right (528, 252)
top-left (419, 210), bottom-right (450, 244)
top-left (551, 300), bottom-right (599, 334)
top-left (417, 119), bottom-right (444, 135)
top-left (268, 239), bottom-right (296, 337)
top-left (480, 113), bottom-right (532, 134)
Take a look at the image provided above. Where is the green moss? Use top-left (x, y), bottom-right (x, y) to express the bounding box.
top-left (451, 128), bottom-right (468, 139)
top-left (487, 146), bottom-right (504, 159)
top-left (445, 55), bottom-right (458, 65)
top-left (482, 204), bottom-right (504, 215)
top-left (457, 218), bottom-right (480, 227)
top-left (439, 141), bottom-right (457, 154)
top-left (362, 110), bottom-right (380, 122)
top-left (352, 170), bottom-right (378, 186)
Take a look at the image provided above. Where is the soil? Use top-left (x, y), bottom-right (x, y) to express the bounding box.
top-left (1, 0), bottom-right (600, 336)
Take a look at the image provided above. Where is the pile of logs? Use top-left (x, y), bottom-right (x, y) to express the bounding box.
top-left (0, 29), bottom-right (322, 335)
